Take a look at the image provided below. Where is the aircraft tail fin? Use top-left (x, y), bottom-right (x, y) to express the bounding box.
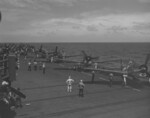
top-left (144, 54), bottom-right (150, 65)
top-left (81, 50), bottom-right (87, 57)
top-left (55, 46), bottom-right (58, 54)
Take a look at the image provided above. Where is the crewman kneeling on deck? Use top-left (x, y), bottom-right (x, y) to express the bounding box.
top-left (2, 78), bottom-right (11, 87)
top-left (0, 92), bottom-right (14, 118)
top-left (78, 80), bottom-right (85, 97)
top-left (66, 75), bottom-right (74, 92)
top-left (15, 88), bottom-right (22, 108)
top-left (2, 81), bottom-right (9, 86)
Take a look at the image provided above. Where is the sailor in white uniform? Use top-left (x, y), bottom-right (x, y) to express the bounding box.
top-left (66, 75), bottom-right (74, 92)
top-left (123, 74), bottom-right (128, 86)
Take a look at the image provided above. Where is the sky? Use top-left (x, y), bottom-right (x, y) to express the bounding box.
top-left (0, 0), bottom-right (150, 42)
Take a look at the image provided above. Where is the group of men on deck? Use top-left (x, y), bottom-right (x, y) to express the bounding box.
top-left (66, 75), bottom-right (85, 97)
top-left (28, 60), bottom-right (46, 74)
top-left (91, 71), bottom-right (128, 87)
top-left (65, 71), bottom-right (129, 98)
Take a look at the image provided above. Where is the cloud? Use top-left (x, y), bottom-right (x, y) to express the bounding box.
top-left (132, 22), bottom-right (150, 35)
top-left (31, 18), bottom-right (86, 31)
top-left (0, 0), bottom-right (77, 8)
top-left (1, 0), bottom-right (150, 42)
top-left (86, 25), bottom-right (99, 32)
top-left (49, 0), bottom-right (76, 6)
top-left (72, 25), bottom-right (81, 29)
top-left (9, 12), bottom-right (150, 37)
top-left (138, 0), bottom-right (150, 3)
top-left (133, 22), bottom-right (150, 30)
top-left (107, 26), bottom-right (128, 33)
top-left (4, 0), bottom-right (26, 7)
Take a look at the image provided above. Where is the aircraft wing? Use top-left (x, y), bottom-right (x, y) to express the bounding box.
top-left (94, 59), bottom-right (122, 63)
top-left (64, 54), bottom-right (82, 58)
top-left (82, 67), bottom-right (127, 76)
top-left (36, 58), bottom-right (49, 62)
top-left (53, 58), bottom-right (82, 63)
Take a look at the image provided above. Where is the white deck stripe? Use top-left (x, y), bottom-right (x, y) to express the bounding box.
top-left (132, 88), bottom-right (141, 92)
top-left (81, 72), bottom-right (91, 76)
top-left (59, 64), bottom-right (65, 67)
top-left (98, 77), bottom-right (109, 81)
top-left (125, 86), bottom-right (141, 92)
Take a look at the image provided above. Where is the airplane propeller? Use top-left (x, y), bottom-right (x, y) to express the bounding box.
top-left (81, 50), bottom-right (99, 62)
